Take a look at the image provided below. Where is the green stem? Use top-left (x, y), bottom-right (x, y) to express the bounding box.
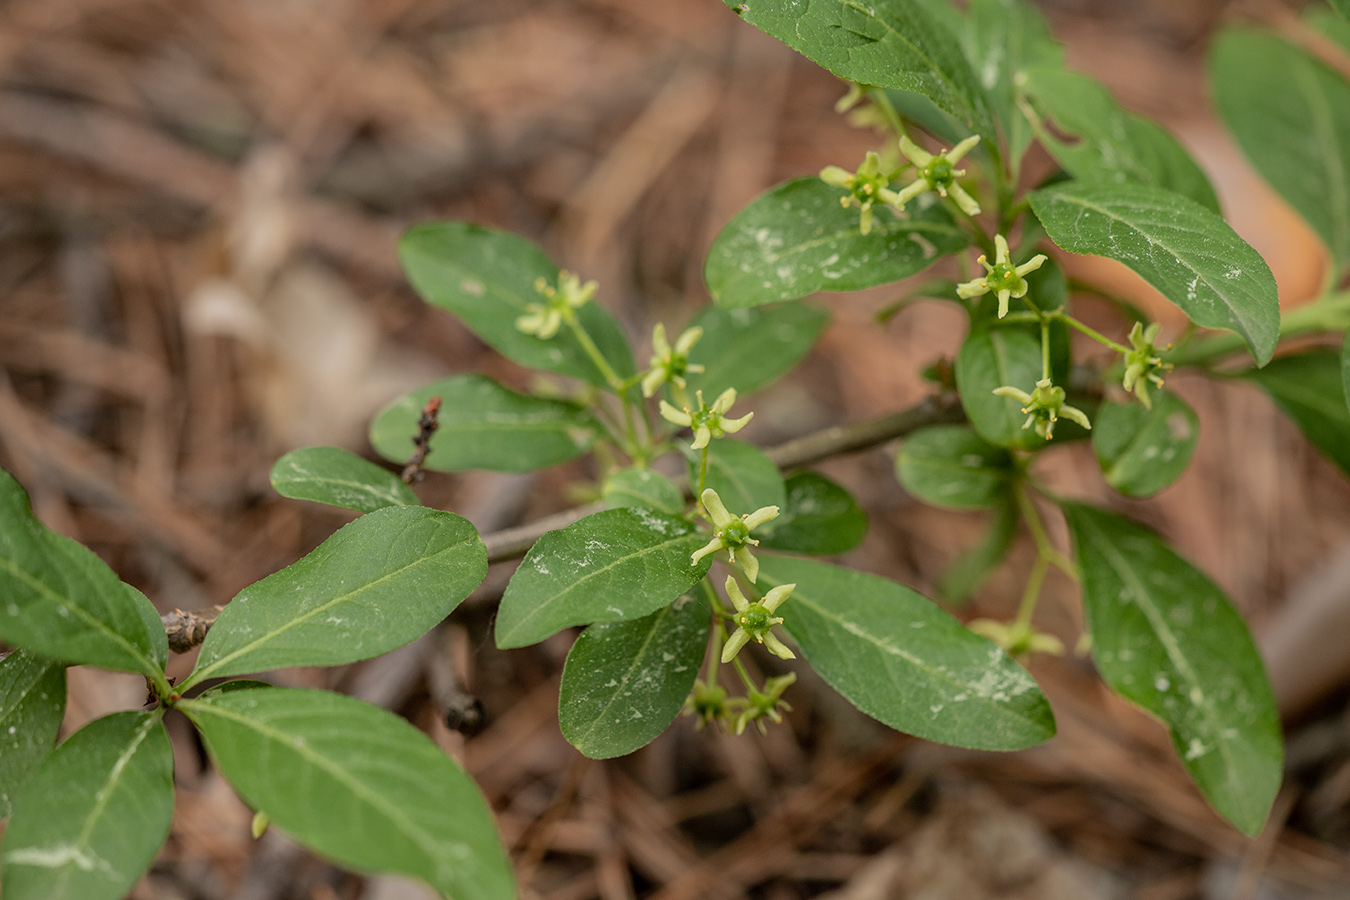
top-left (1057, 312), bottom-right (1131, 355)
top-left (701, 579), bottom-right (728, 690)
top-left (1015, 484), bottom-right (1077, 580)
top-left (732, 656), bottom-right (761, 694)
top-left (1040, 318), bottom-right (1052, 381)
top-left (1014, 553), bottom-right (1050, 631)
top-left (696, 445), bottom-right (710, 504)
top-left (867, 87), bottom-right (906, 141)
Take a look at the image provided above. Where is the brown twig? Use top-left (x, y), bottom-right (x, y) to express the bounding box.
top-left (400, 395), bottom-right (442, 484)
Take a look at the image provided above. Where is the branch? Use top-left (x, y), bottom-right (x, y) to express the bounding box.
top-left (482, 395), bottom-right (962, 563)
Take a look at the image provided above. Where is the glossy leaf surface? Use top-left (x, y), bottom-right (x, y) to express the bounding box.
top-left (187, 507), bottom-right (486, 686)
top-left (187, 686), bottom-right (514, 900)
top-left (1029, 182), bottom-right (1279, 365)
top-left (495, 509), bottom-right (711, 649)
top-left (1092, 392), bottom-right (1199, 497)
top-left (1211, 28), bottom-right (1350, 275)
top-left (965, 0), bottom-right (1063, 169)
top-left (370, 375), bottom-right (600, 473)
top-left (1023, 66), bottom-right (1219, 212)
top-left (1245, 349), bottom-right (1350, 477)
top-left (683, 301), bottom-right (829, 398)
top-left (0, 470), bottom-right (163, 678)
top-left (896, 425), bottom-right (1014, 508)
top-left (1064, 504), bottom-right (1282, 835)
top-left (1, 711), bottom-right (173, 900)
top-left (759, 555), bottom-right (1055, 750)
top-left (559, 594), bottom-right (709, 759)
top-left (954, 329), bottom-right (1048, 450)
top-left (399, 222), bottom-right (634, 386)
top-left (689, 439), bottom-right (786, 516)
top-left (271, 446), bottom-right (419, 513)
top-left (602, 468), bottom-right (685, 516)
top-left (758, 472), bottom-right (868, 555)
top-left (0, 651), bottom-right (65, 817)
top-left (724, 0), bottom-right (996, 141)
top-left (705, 178), bottom-right (968, 308)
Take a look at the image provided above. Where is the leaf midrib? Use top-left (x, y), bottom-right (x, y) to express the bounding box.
top-left (569, 608), bottom-right (671, 752)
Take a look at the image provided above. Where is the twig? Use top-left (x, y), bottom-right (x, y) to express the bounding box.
top-left (400, 395), bottom-right (442, 484)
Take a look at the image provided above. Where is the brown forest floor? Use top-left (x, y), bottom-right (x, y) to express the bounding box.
top-left (3, 0), bottom-right (1350, 898)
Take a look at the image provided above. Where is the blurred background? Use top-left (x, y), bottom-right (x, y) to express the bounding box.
top-left (2, 0), bottom-right (1350, 897)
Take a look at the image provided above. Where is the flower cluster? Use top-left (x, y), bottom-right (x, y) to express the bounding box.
top-left (659, 388), bottom-right (752, 451)
top-left (690, 488), bottom-right (778, 582)
top-left (720, 576), bottom-right (796, 664)
top-left (1121, 321), bottom-right (1172, 408)
top-left (992, 377), bottom-right (1091, 440)
top-left (515, 270), bottom-right (597, 339)
top-left (641, 323), bottom-right (705, 398)
top-left (969, 619), bottom-right (1065, 658)
top-left (957, 234), bottom-right (1048, 318)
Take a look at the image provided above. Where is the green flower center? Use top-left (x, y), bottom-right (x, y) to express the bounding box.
top-left (852, 174), bottom-right (886, 204)
top-left (737, 603), bottom-right (775, 636)
top-left (987, 262), bottom-right (1025, 295)
top-left (720, 520), bottom-right (751, 548)
top-left (926, 157), bottom-right (956, 189)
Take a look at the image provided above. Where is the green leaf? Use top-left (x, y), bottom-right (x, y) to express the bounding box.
top-left (725, 0), bottom-right (996, 142)
top-left (398, 222), bottom-right (634, 386)
top-left (185, 507), bottom-right (486, 687)
top-left (1063, 504), bottom-right (1283, 835)
top-left (1029, 182), bottom-right (1280, 365)
top-left (370, 375), bottom-right (600, 473)
top-left (1092, 392), bottom-right (1199, 497)
top-left (495, 509), bottom-right (712, 649)
top-left (1342, 331), bottom-right (1350, 419)
top-left (602, 468), bottom-right (685, 516)
top-left (559, 594), bottom-right (710, 759)
top-left (965, 0), bottom-right (1063, 170)
top-left (688, 439), bottom-right (786, 515)
top-left (1245, 349), bottom-right (1350, 477)
top-left (1, 711), bottom-right (173, 900)
top-left (953, 329), bottom-right (1048, 450)
top-left (758, 472), bottom-right (868, 555)
top-left (937, 496), bottom-right (1019, 603)
top-left (1022, 66), bottom-right (1220, 213)
top-left (0, 470), bottom-right (164, 679)
top-left (1211, 28), bottom-right (1350, 275)
top-left (704, 178), bottom-right (969, 309)
top-left (1307, 5), bottom-right (1350, 51)
top-left (896, 425), bottom-right (1015, 509)
top-left (185, 686), bottom-right (514, 900)
top-left (683, 301), bottom-right (830, 398)
top-left (271, 446), bottom-right (420, 513)
top-left (758, 555), bottom-right (1054, 750)
top-left (1333, 0), bottom-right (1350, 21)
top-left (0, 651), bottom-right (65, 818)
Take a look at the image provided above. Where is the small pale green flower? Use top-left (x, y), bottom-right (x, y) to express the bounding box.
top-left (641, 323), bottom-right (705, 398)
top-left (1121, 321), bottom-right (1172, 409)
top-left (969, 619), bottom-right (1065, 658)
top-left (690, 488), bottom-right (779, 582)
top-left (682, 678), bottom-right (735, 731)
top-left (894, 134), bottom-right (983, 216)
top-left (992, 377), bottom-right (1091, 440)
top-left (820, 150), bottom-right (904, 235)
top-left (721, 576), bottom-right (796, 664)
top-left (659, 388), bottom-right (752, 451)
top-left (734, 672), bottom-right (797, 735)
top-left (515, 270), bottom-right (597, 339)
top-left (956, 234), bottom-right (1047, 318)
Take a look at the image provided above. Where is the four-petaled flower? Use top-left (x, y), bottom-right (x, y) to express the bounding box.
top-left (819, 150), bottom-right (905, 236)
top-left (956, 234), bottom-right (1047, 318)
top-left (734, 672), bottom-right (797, 735)
top-left (642, 323), bottom-right (705, 398)
top-left (1121, 321), bottom-right (1172, 409)
top-left (659, 388), bottom-right (752, 451)
top-left (515, 270), bottom-right (597, 339)
top-left (690, 488), bottom-right (779, 582)
top-left (893, 134), bottom-right (983, 216)
top-left (721, 576), bottom-right (796, 664)
top-left (992, 377), bottom-right (1091, 440)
